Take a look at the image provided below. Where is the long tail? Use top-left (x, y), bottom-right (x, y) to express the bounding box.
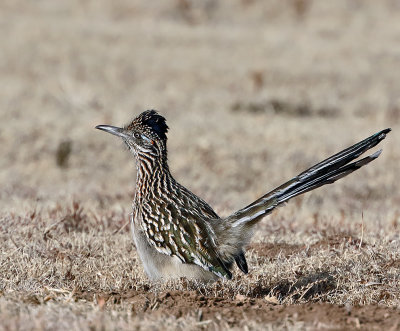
top-left (227, 128), bottom-right (391, 228)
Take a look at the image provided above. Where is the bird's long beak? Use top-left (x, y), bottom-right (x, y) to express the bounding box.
top-left (95, 125), bottom-right (129, 139)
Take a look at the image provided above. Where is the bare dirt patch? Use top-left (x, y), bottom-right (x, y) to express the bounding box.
top-left (55, 289), bottom-right (400, 330)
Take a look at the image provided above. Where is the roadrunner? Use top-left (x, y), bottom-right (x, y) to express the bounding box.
top-left (96, 110), bottom-right (390, 282)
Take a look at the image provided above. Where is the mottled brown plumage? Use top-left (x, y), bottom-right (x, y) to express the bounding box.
top-left (96, 110), bottom-right (390, 282)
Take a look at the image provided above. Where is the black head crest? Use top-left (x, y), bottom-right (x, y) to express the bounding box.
top-left (128, 110), bottom-right (169, 141)
top-left (142, 110), bottom-right (168, 140)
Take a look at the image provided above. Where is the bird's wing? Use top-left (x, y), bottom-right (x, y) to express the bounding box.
top-left (138, 198), bottom-right (233, 279)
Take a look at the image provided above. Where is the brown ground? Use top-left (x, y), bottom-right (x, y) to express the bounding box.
top-left (1, 1), bottom-right (400, 330)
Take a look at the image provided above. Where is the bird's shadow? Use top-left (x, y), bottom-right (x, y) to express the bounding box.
top-left (248, 271), bottom-right (336, 303)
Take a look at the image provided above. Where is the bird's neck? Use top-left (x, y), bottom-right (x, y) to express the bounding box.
top-left (134, 153), bottom-right (171, 202)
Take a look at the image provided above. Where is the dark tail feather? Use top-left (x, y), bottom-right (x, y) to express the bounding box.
top-left (228, 128), bottom-right (391, 228)
top-left (234, 251), bottom-right (249, 274)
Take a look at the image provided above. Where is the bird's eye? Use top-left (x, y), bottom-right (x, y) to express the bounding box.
top-left (134, 132), bottom-right (141, 139)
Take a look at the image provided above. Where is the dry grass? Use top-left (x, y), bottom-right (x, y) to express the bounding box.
top-left (1, 0), bottom-right (400, 330)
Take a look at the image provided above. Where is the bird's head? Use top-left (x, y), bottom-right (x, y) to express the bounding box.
top-left (96, 110), bottom-right (169, 159)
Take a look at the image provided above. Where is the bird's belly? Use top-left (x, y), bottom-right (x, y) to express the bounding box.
top-left (131, 215), bottom-right (218, 282)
